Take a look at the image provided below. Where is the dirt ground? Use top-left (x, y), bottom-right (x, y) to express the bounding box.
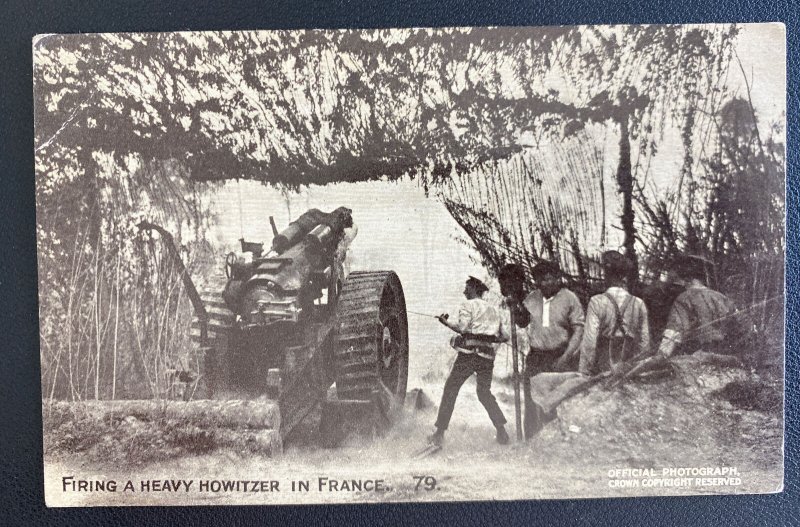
top-left (43, 340), bottom-right (784, 507)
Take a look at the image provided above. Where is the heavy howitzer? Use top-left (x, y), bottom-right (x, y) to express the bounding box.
top-left (135, 207), bottom-right (409, 453)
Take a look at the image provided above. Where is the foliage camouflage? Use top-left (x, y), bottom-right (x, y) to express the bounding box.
top-left (34, 25), bottom-right (783, 401)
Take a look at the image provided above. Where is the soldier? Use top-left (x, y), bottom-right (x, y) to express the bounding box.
top-left (496, 262), bottom-right (533, 374)
top-left (497, 263), bottom-right (532, 330)
top-left (524, 260), bottom-right (585, 373)
top-left (427, 276), bottom-right (510, 447)
top-left (522, 260), bottom-right (584, 437)
top-left (579, 251), bottom-right (650, 376)
top-left (657, 255), bottom-right (739, 358)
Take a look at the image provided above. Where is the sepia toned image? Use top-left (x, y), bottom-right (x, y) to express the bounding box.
top-left (34, 22), bottom-right (785, 506)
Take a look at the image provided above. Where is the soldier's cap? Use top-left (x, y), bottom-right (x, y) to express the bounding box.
top-left (466, 276), bottom-right (490, 294)
top-left (532, 260), bottom-right (561, 280)
top-left (498, 263), bottom-right (527, 284)
top-left (601, 250), bottom-right (634, 274)
top-left (674, 254), bottom-right (713, 279)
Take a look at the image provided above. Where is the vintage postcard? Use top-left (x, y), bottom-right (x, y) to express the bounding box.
top-left (34, 22), bottom-right (785, 506)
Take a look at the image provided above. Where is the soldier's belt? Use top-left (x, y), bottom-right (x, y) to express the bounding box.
top-left (450, 335), bottom-right (495, 354)
top-left (463, 332), bottom-right (502, 343)
top-left (462, 341), bottom-right (495, 352)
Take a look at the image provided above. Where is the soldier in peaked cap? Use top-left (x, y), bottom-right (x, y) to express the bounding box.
top-left (428, 275), bottom-right (510, 447)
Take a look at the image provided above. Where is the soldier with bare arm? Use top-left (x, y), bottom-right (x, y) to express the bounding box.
top-left (658, 255), bottom-right (740, 358)
top-left (523, 261), bottom-right (585, 374)
top-left (521, 260), bottom-right (585, 437)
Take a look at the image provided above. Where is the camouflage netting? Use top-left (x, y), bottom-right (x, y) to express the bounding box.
top-left (534, 355), bottom-right (783, 467)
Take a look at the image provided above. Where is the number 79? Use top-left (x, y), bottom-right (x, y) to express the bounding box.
top-left (412, 475), bottom-right (437, 491)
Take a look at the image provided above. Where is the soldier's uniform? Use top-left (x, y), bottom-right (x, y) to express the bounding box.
top-left (578, 251), bottom-right (650, 376)
top-left (658, 256), bottom-right (740, 357)
top-left (434, 296), bottom-right (507, 433)
top-left (659, 285), bottom-right (737, 356)
top-left (522, 285), bottom-right (584, 437)
top-left (429, 277), bottom-right (510, 446)
top-left (578, 287), bottom-right (650, 375)
top-left (523, 287), bottom-right (585, 375)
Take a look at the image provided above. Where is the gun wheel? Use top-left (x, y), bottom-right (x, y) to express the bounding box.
top-left (334, 271), bottom-right (409, 406)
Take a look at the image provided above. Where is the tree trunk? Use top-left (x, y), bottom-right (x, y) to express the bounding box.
top-left (616, 115), bottom-right (638, 284)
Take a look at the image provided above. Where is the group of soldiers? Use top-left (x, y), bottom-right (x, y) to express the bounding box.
top-left (428, 250), bottom-right (742, 447)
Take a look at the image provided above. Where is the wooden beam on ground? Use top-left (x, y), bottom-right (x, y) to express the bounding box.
top-left (49, 399), bottom-right (280, 430)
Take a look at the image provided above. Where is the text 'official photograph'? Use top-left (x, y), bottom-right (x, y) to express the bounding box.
top-left (34, 22), bottom-right (785, 506)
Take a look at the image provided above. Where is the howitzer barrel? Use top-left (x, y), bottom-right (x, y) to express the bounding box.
top-left (271, 209), bottom-right (326, 253)
top-left (306, 224), bottom-right (333, 249)
top-left (271, 207), bottom-right (352, 254)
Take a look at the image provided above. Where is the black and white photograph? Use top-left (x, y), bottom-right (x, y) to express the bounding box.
top-left (34, 22), bottom-right (785, 506)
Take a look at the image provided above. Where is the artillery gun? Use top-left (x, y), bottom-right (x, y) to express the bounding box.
top-left (137, 207), bottom-right (409, 452)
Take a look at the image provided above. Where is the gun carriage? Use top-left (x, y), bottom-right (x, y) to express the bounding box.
top-left (138, 207), bottom-right (409, 451)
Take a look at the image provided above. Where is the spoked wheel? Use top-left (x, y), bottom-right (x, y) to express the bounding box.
top-left (334, 271), bottom-right (409, 408)
top-left (189, 276), bottom-right (235, 399)
top-left (378, 303), bottom-right (407, 405)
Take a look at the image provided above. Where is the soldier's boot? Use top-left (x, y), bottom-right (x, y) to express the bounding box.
top-left (427, 428), bottom-right (445, 446)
